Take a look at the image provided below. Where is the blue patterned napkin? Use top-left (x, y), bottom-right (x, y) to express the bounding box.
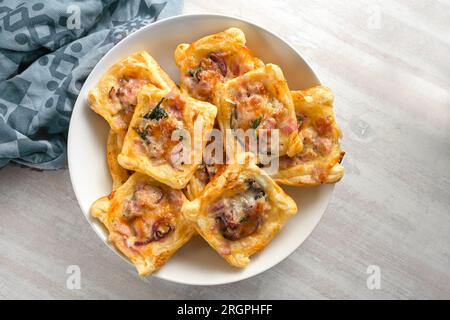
top-left (0, 0), bottom-right (182, 169)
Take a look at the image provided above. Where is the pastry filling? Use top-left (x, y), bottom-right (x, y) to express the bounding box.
top-left (193, 134), bottom-right (224, 187)
top-left (230, 79), bottom-right (296, 136)
top-left (110, 78), bottom-right (148, 129)
top-left (132, 92), bottom-right (186, 167)
top-left (185, 51), bottom-right (254, 101)
top-left (194, 163), bottom-right (220, 186)
top-left (210, 179), bottom-right (267, 241)
top-left (117, 183), bottom-right (180, 247)
top-left (279, 115), bottom-right (334, 182)
top-left (185, 52), bottom-right (228, 101)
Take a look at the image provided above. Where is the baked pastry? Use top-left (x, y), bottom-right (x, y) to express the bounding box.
top-left (118, 85), bottom-right (217, 189)
top-left (88, 51), bottom-right (176, 134)
top-left (182, 154), bottom-right (298, 267)
top-left (174, 27), bottom-right (264, 102)
top-left (215, 64), bottom-right (302, 158)
top-left (185, 162), bottom-right (223, 201)
top-left (91, 172), bottom-right (195, 276)
top-left (106, 130), bottom-right (131, 189)
top-left (184, 125), bottom-right (225, 200)
top-left (86, 28), bottom-right (346, 276)
top-left (272, 86), bottom-right (345, 185)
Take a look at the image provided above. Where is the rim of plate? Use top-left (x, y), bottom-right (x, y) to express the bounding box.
top-left (68, 13), bottom-right (331, 286)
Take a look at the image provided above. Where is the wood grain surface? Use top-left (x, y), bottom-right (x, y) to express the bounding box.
top-left (0, 0), bottom-right (449, 299)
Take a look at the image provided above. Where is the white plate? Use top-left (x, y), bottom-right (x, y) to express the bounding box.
top-left (68, 14), bottom-right (334, 286)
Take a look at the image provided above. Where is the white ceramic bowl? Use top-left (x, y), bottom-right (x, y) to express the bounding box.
top-left (68, 14), bottom-right (334, 285)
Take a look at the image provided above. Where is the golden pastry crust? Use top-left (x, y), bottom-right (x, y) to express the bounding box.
top-left (91, 173), bottom-right (195, 276)
top-left (184, 125), bottom-right (225, 200)
top-left (88, 51), bottom-right (176, 135)
top-left (182, 154), bottom-right (297, 268)
top-left (118, 85), bottom-right (217, 189)
top-left (174, 27), bottom-right (264, 102)
top-left (271, 86), bottom-right (345, 186)
top-left (184, 163), bottom-right (224, 201)
top-left (106, 130), bottom-right (131, 189)
top-left (215, 64), bottom-right (303, 158)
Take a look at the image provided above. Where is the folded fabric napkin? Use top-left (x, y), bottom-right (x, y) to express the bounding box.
top-left (0, 0), bottom-right (182, 169)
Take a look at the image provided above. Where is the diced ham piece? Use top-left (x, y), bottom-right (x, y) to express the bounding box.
top-left (248, 95), bottom-right (265, 109)
top-left (186, 52), bottom-right (232, 101)
top-left (123, 185), bottom-right (164, 219)
top-left (196, 70), bottom-right (221, 97)
top-left (299, 148), bottom-right (317, 161)
top-left (167, 189), bottom-right (184, 209)
top-left (165, 88), bottom-right (185, 120)
top-left (134, 185), bottom-right (163, 208)
top-left (315, 137), bottom-right (332, 155)
top-left (209, 52), bottom-right (227, 77)
top-left (124, 199), bottom-right (143, 218)
top-left (280, 117), bottom-right (298, 135)
top-left (260, 117), bottom-right (277, 130)
top-left (230, 61), bottom-right (240, 76)
top-left (108, 87), bottom-right (122, 114)
top-left (116, 78), bottom-right (147, 108)
top-left (167, 97), bottom-right (184, 120)
top-left (315, 116), bottom-right (333, 136)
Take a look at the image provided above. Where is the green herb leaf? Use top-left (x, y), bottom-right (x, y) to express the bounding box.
top-left (133, 127), bottom-right (148, 142)
top-left (143, 98), bottom-right (167, 121)
top-left (250, 115), bottom-right (264, 129)
top-left (230, 107), bottom-right (238, 130)
top-left (297, 112), bottom-right (306, 126)
top-left (239, 215), bottom-right (249, 223)
top-left (187, 67), bottom-right (203, 79)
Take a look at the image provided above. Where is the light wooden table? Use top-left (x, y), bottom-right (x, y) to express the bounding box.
top-left (0, 0), bottom-right (449, 299)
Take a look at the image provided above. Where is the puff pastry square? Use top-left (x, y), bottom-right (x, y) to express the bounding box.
top-left (174, 27), bottom-right (264, 102)
top-left (106, 130), bottom-right (131, 189)
top-left (182, 154), bottom-right (298, 267)
top-left (91, 173), bottom-right (195, 276)
top-left (88, 51), bottom-right (176, 134)
top-left (272, 86), bottom-right (345, 185)
top-left (215, 63), bottom-right (303, 158)
top-left (118, 85), bottom-right (217, 189)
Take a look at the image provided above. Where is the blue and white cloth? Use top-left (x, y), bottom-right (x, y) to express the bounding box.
top-left (0, 0), bottom-right (182, 169)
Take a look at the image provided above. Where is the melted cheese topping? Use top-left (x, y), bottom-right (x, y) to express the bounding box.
top-left (185, 51), bottom-right (256, 102)
top-left (208, 179), bottom-right (268, 241)
top-left (132, 92), bottom-right (186, 167)
top-left (175, 28), bottom-right (264, 103)
top-left (112, 182), bottom-right (183, 249)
